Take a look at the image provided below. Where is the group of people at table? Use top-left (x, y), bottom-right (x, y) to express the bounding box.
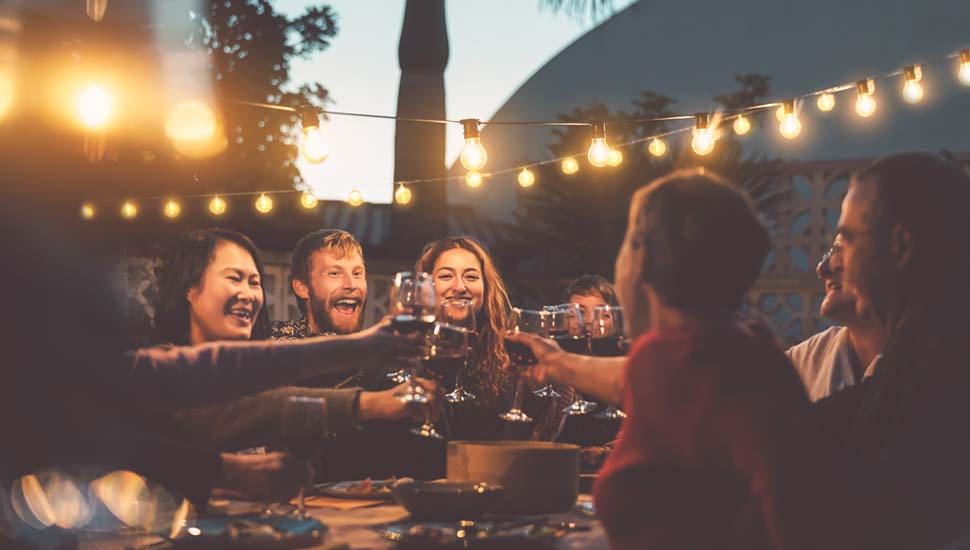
top-left (4, 150), bottom-right (970, 549)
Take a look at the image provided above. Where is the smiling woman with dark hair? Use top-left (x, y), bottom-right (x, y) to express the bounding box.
top-left (155, 228), bottom-right (271, 346)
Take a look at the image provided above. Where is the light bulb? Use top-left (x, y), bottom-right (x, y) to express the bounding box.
top-left (517, 168), bottom-right (535, 188)
top-left (254, 193), bottom-right (273, 214)
top-left (586, 122), bottom-right (610, 167)
top-left (163, 199), bottom-right (181, 219)
top-left (960, 50), bottom-right (970, 86)
top-left (459, 120), bottom-right (487, 170)
top-left (816, 93), bottom-right (836, 112)
top-left (394, 184), bottom-right (412, 205)
top-left (607, 148), bottom-right (623, 167)
top-left (647, 137), bottom-right (666, 157)
top-left (465, 171), bottom-right (483, 188)
top-left (855, 80), bottom-right (876, 118)
top-left (299, 191), bottom-right (318, 209)
top-left (299, 109), bottom-right (329, 163)
top-left (86, 0), bottom-right (108, 21)
top-left (733, 115), bottom-right (751, 135)
top-left (901, 65), bottom-right (923, 104)
top-left (347, 189), bottom-right (364, 206)
top-left (208, 196), bottom-right (227, 216)
top-left (561, 157), bottom-right (579, 174)
top-left (778, 100), bottom-right (801, 140)
top-left (690, 113), bottom-right (715, 156)
top-left (165, 100), bottom-right (216, 142)
top-left (77, 84), bottom-right (113, 129)
top-left (902, 79), bottom-right (923, 104)
top-left (80, 203), bottom-right (95, 220)
top-left (775, 105), bottom-right (786, 122)
top-left (120, 201), bottom-right (137, 220)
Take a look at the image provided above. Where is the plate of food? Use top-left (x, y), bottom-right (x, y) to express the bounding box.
top-left (313, 477), bottom-right (415, 500)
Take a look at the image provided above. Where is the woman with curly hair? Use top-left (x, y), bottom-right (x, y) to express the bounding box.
top-left (416, 236), bottom-right (571, 440)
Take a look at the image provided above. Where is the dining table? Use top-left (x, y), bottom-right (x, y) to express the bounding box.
top-left (75, 492), bottom-right (609, 550)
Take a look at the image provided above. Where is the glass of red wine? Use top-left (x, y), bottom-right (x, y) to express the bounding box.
top-left (590, 305), bottom-right (628, 420)
top-left (438, 298), bottom-right (478, 403)
top-left (276, 395), bottom-right (329, 518)
top-left (388, 271), bottom-right (437, 405)
top-left (552, 303), bottom-right (598, 416)
top-left (533, 304), bottom-right (585, 399)
top-left (499, 307), bottom-right (549, 423)
top-left (414, 321), bottom-right (471, 439)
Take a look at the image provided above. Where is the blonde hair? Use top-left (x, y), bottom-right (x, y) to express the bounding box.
top-left (289, 229), bottom-right (364, 314)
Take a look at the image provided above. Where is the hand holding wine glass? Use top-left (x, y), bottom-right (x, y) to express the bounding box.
top-left (387, 271), bottom-right (437, 399)
top-left (591, 305), bottom-right (627, 420)
top-left (499, 307), bottom-right (550, 423)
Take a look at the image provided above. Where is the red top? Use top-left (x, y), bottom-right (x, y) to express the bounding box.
top-left (594, 323), bottom-right (853, 550)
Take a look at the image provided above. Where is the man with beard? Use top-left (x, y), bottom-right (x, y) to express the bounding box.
top-left (273, 229), bottom-right (370, 388)
top-left (785, 234), bottom-right (887, 401)
top-left (813, 151), bottom-right (970, 548)
top-left (272, 229), bottom-right (441, 480)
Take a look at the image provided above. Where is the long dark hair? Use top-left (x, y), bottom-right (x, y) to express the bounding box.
top-left (416, 236), bottom-right (512, 401)
top-left (154, 228), bottom-right (271, 345)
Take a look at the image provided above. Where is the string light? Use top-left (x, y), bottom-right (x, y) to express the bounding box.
top-left (254, 193), bottom-right (273, 214)
top-left (465, 170), bottom-right (483, 188)
top-left (77, 84), bottom-right (114, 129)
top-left (561, 157), bottom-right (580, 174)
top-left (208, 196), bottom-right (227, 216)
top-left (299, 191), bottom-right (318, 209)
top-left (0, 70), bottom-right (13, 122)
top-left (959, 49), bottom-right (970, 86)
top-left (80, 203), bottom-right (95, 220)
top-left (901, 65), bottom-right (924, 104)
top-left (816, 93), bottom-right (836, 112)
top-left (120, 201), bottom-right (137, 220)
top-left (775, 105), bottom-right (786, 122)
top-left (855, 79), bottom-right (876, 118)
top-left (162, 199), bottom-right (181, 219)
top-left (299, 109), bottom-right (329, 164)
top-left (459, 119), bottom-right (487, 171)
top-left (607, 148), bottom-right (623, 167)
top-left (647, 137), bottom-right (666, 157)
top-left (517, 168), bottom-right (535, 188)
top-left (690, 113), bottom-right (715, 156)
top-left (347, 189), bottom-right (364, 206)
top-left (733, 115), bottom-right (751, 135)
top-left (394, 184), bottom-right (412, 205)
top-left (778, 99), bottom-right (802, 140)
top-left (587, 122), bottom-right (611, 167)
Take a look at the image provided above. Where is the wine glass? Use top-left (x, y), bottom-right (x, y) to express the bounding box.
top-left (438, 298), bottom-right (478, 403)
top-left (555, 302), bottom-right (598, 416)
top-left (499, 308), bottom-right (549, 423)
top-left (533, 304), bottom-right (585, 399)
top-left (414, 322), bottom-right (471, 439)
top-left (275, 395), bottom-right (329, 519)
top-left (590, 305), bottom-right (627, 420)
top-left (388, 271), bottom-right (437, 404)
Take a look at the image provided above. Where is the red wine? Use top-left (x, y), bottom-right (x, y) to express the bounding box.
top-left (423, 355), bottom-right (465, 387)
top-left (392, 314), bottom-right (436, 335)
top-left (554, 334), bottom-right (589, 355)
top-left (591, 336), bottom-right (624, 357)
top-left (504, 339), bottom-right (537, 371)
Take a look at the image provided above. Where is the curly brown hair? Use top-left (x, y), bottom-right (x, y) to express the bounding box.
top-left (416, 236), bottom-right (512, 402)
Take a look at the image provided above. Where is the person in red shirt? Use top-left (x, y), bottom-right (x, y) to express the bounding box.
top-left (510, 169), bottom-right (856, 550)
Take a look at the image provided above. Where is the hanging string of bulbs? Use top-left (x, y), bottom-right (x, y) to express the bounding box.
top-left (79, 45), bottom-right (970, 221)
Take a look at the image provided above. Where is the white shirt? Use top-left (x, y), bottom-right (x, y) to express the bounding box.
top-left (785, 326), bottom-right (881, 402)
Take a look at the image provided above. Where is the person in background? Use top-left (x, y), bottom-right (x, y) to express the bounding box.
top-left (416, 236), bottom-right (573, 441)
top-left (510, 169), bottom-right (855, 550)
top-left (785, 234), bottom-right (887, 401)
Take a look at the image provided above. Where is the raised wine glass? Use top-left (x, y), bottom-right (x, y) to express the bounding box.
top-left (556, 302), bottom-right (598, 416)
top-left (437, 298), bottom-right (478, 403)
top-left (499, 307), bottom-right (549, 423)
top-left (590, 305), bottom-right (627, 420)
top-left (388, 271), bottom-right (437, 404)
top-left (414, 321), bottom-right (471, 438)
